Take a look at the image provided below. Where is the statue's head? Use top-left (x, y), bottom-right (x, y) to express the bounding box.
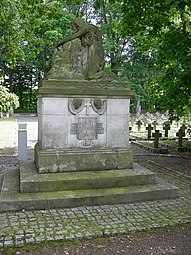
top-left (72, 18), bottom-right (85, 32)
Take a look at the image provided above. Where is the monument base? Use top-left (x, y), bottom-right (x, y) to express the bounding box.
top-left (1, 161), bottom-right (176, 213)
top-left (34, 144), bottom-right (133, 173)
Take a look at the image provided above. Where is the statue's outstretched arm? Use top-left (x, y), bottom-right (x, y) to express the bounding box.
top-left (55, 27), bottom-right (87, 48)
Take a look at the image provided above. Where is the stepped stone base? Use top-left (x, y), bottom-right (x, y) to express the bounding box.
top-left (20, 161), bottom-right (155, 193)
top-left (0, 162), bottom-right (179, 213)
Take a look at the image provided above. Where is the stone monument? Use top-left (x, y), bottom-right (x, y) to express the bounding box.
top-left (35, 18), bottom-right (133, 173)
top-left (17, 19), bottom-right (178, 211)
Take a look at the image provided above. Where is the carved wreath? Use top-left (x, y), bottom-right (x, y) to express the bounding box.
top-left (68, 98), bottom-right (106, 115)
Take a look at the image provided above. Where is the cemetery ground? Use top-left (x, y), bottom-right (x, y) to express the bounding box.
top-left (0, 115), bottom-right (191, 254)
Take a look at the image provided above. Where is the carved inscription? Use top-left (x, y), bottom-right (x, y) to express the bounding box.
top-left (78, 117), bottom-right (97, 140)
top-left (70, 117), bottom-right (104, 143)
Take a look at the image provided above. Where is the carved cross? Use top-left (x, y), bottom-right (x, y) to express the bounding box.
top-left (146, 124), bottom-right (153, 139)
top-left (163, 124), bottom-right (170, 138)
top-left (176, 127), bottom-right (184, 147)
top-left (84, 99), bottom-right (92, 116)
top-left (152, 130), bottom-right (162, 148)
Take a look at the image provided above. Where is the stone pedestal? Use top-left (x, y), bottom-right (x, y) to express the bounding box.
top-left (35, 80), bottom-right (134, 173)
top-left (16, 79), bottom-right (179, 211)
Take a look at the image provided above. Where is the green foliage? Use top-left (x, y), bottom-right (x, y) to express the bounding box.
top-left (0, 0), bottom-right (74, 111)
top-left (0, 0), bottom-right (24, 67)
top-left (0, 85), bottom-right (19, 112)
top-left (112, 0), bottom-right (191, 118)
top-left (92, 1), bottom-right (160, 112)
top-left (1, 0), bottom-right (191, 117)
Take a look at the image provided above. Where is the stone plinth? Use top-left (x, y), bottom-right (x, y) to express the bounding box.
top-left (16, 78), bottom-right (179, 210)
top-left (35, 80), bottom-right (134, 173)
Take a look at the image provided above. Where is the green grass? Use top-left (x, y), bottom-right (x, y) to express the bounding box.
top-left (138, 141), bottom-right (155, 148)
top-left (0, 118), bottom-right (16, 122)
top-left (162, 140), bottom-right (179, 147)
top-left (162, 139), bottom-right (191, 148)
top-left (183, 140), bottom-right (191, 147)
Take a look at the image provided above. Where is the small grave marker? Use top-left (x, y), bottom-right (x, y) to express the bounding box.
top-left (142, 114), bottom-right (148, 127)
top-left (176, 127), bottom-right (185, 147)
top-left (152, 130), bottom-right (162, 148)
top-left (152, 121), bottom-right (158, 131)
top-left (146, 124), bottom-right (153, 139)
top-left (163, 123), bottom-right (171, 138)
top-left (136, 120), bottom-right (142, 132)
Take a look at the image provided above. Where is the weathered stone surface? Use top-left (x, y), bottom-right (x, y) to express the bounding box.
top-left (47, 18), bottom-right (105, 80)
top-left (20, 162), bottom-right (156, 192)
top-left (36, 90), bottom-right (131, 152)
top-left (38, 79), bottom-right (134, 97)
top-left (46, 40), bottom-right (84, 80)
top-left (35, 145), bottom-right (133, 173)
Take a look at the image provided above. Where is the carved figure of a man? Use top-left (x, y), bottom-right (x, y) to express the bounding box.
top-left (56, 18), bottom-right (104, 80)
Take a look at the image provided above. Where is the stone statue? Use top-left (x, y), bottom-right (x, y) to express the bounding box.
top-left (56, 18), bottom-right (104, 80)
top-left (46, 18), bottom-right (117, 81)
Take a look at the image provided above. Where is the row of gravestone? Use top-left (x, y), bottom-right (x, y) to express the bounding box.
top-left (130, 124), bottom-right (187, 149)
top-left (131, 112), bottom-right (191, 130)
top-left (131, 117), bottom-right (188, 137)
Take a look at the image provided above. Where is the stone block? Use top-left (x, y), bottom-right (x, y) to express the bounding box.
top-left (20, 162), bottom-right (156, 193)
top-left (34, 144), bottom-right (133, 173)
top-left (40, 114), bottom-right (68, 149)
top-left (41, 97), bottom-right (68, 115)
top-left (37, 92), bottom-right (131, 150)
top-left (107, 99), bottom-right (129, 115)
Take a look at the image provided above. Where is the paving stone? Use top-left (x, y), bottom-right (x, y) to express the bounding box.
top-left (55, 235), bottom-right (64, 241)
top-left (4, 240), bottom-right (14, 247)
top-left (75, 233), bottom-right (83, 239)
top-left (46, 235), bottom-right (55, 241)
top-left (84, 232), bottom-right (95, 239)
top-left (26, 238), bottom-right (35, 244)
top-left (15, 235), bottom-right (24, 241)
top-left (25, 233), bottom-right (35, 238)
top-left (104, 230), bottom-right (111, 236)
top-left (15, 240), bottom-right (24, 247)
top-left (65, 234), bottom-right (75, 241)
top-left (36, 235), bottom-right (45, 243)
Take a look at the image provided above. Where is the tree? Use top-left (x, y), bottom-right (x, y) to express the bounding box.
top-left (111, 0), bottom-right (191, 118)
top-left (0, 0), bottom-right (74, 111)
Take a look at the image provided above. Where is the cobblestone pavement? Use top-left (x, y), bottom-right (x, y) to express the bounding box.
top-left (0, 116), bottom-right (191, 249)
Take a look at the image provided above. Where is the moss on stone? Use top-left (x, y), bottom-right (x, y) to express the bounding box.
top-left (38, 79), bottom-right (134, 97)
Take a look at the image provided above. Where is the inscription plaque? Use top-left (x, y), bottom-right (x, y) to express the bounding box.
top-left (78, 117), bottom-right (97, 140)
top-left (71, 117), bottom-right (104, 143)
